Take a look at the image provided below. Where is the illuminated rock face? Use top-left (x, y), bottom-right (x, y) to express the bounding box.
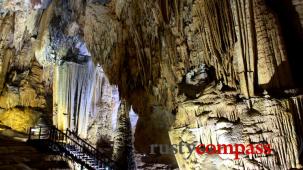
top-left (82, 0), bottom-right (303, 169)
top-left (53, 59), bottom-right (119, 139)
top-left (169, 91), bottom-right (302, 169)
top-left (0, 108), bottom-right (41, 133)
top-left (0, 0), bottom-right (119, 145)
top-left (0, 0), bottom-right (303, 169)
top-left (86, 67), bottom-right (120, 145)
top-left (0, 0), bottom-right (53, 133)
top-left (53, 60), bottom-right (95, 137)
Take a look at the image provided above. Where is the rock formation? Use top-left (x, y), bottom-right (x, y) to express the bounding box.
top-left (0, 0), bottom-right (303, 169)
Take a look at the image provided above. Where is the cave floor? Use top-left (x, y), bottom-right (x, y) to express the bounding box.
top-left (0, 129), bottom-right (70, 170)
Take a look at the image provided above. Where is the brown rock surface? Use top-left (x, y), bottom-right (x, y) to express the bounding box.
top-left (0, 0), bottom-right (303, 169)
top-left (0, 133), bottom-right (70, 170)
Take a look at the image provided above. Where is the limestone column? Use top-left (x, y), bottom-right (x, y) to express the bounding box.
top-left (112, 99), bottom-right (135, 169)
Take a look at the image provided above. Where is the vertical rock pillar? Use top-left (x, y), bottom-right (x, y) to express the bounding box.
top-left (53, 59), bottom-right (95, 138)
top-left (112, 99), bottom-right (135, 169)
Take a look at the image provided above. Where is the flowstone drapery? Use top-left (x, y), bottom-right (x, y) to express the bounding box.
top-left (53, 59), bottom-right (94, 137)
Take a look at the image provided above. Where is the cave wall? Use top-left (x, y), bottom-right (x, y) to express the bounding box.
top-left (84, 0), bottom-right (302, 106)
top-left (0, 0), bottom-right (303, 169)
top-left (0, 0), bottom-right (119, 145)
top-left (82, 0), bottom-right (303, 169)
top-left (170, 92), bottom-right (302, 169)
top-left (0, 1), bottom-right (51, 133)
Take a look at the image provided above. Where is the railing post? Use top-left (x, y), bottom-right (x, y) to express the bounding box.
top-left (66, 129), bottom-right (69, 143)
top-left (58, 131), bottom-right (61, 144)
top-left (50, 127), bottom-right (53, 141)
top-left (38, 127), bottom-right (41, 140)
top-left (52, 128), bottom-right (55, 141)
top-left (28, 127), bottom-right (32, 140)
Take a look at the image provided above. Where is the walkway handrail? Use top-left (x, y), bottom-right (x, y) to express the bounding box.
top-left (66, 129), bottom-right (115, 164)
top-left (28, 126), bottom-right (116, 170)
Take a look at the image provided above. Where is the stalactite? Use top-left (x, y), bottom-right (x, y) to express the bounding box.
top-left (195, 0), bottom-right (237, 90)
top-left (129, 25), bottom-right (147, 87)
top-left (253, 0), bottom-right (293, 90)
top-left (0, 49), bottom-right (12, 94)
top-left (159, 0), bottom-right (170, 24)
top-left (86, 65), bottom-right (120, 144)
top-left (54, 58), bottom-right (95, 138)
top-left (0, 0), bottom-right (302, 169)
top-left (230, 0), bottom-right (256, 98)
top-left (201, 0), bottom-right (236, 54)
top-left (0, 13), bottom-right (14, 94)
top-left (230, 0), bottom-right (294, 95)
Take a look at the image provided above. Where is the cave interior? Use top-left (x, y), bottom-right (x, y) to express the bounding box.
top-left (0, 0), bottom-right (303, 169)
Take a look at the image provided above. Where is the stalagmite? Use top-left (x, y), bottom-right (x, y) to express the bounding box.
top-left (112, 99), bottom-right (135, 169)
